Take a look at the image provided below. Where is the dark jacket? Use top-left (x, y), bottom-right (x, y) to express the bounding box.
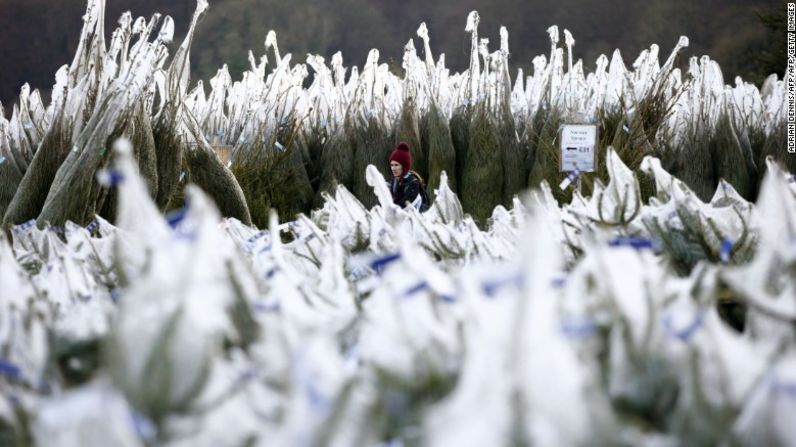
top-left (389, 172), bottom-right (422, 209)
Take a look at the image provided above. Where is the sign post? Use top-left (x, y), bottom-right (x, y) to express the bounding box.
top-left (559, 123), bottom-right (598, 193)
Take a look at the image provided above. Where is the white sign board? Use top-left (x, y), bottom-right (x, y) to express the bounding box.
top-left (559, 124), bottom-right (597, 172)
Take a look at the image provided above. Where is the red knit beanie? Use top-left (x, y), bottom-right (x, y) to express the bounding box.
top-left (389, 142), bottom-right (412, 173)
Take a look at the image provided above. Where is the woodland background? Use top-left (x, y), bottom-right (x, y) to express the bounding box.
top-left (0, 0), bottom-right (787, 109)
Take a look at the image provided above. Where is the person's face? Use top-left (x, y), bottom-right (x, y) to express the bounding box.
top-left (390, 160), bottom-right (403, 177)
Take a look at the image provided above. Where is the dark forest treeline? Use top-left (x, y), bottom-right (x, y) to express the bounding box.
top-left (0, 0), bottom-right (785, 107)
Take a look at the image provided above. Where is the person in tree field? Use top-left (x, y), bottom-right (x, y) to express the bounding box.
top-left (387, 142), bottom-right (430, 212)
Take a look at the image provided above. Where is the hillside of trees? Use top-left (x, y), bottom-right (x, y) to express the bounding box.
top-left (0, 0), bottom-right (784, 108)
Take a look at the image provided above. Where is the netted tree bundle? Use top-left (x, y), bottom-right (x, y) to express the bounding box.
top-left (423, 102), bottom-right (456, 199)
top-left (674, 123), bottom-right (715, 202)
top-left (2, 104), bottom-right (73, 226)
top-left (734, 126), bottom-right (760, 199)
top-left (747, 124), bottom-right (768, 173)
top-left (314, 124), bottom-right (353, 209)
top-left (299, 120), bottom-right (328, 195)
top-left (270, 140), bottom-right (315, 219)
top-left (498, 106), bottom-right (526, 205)
top-left (8, 104), bottom-right (38, 172)
top-left (37, 93), bottom-right (132, 227)
top-left (449, 104), bottom-right (472, 194)
top-left (231, 147), bottom-right (273, 228)
top-left (183, 140), bottom-right (252, 226)
top-left (98, 101), bottom-right (160, 223)
top-left (527, 105), bottom-right (565, 201)
top-left (153, 104), bottom-right (186, 211)
top-left (0, 150), bottom-right (24, 225)
top-left (20, 90), bottom-right (48, 149)
top-left (132, 101), bottom-right (159, 198)
top-left (604, 107), bottom-right (658, 203)
top-left (709, 112), bottom-right (752, 200)
top-left (462, 104), bottom-right (503, 225)
top-left (523, 104), bottom-right (557, 180)
top-left (582, 75), bottom-right (680, 205)
top-left (760, 122), bottom-right (794, 174)
top-left (12, 89), bottom-right (45, 159)
top-left (164, 161), bottom-right (189, 214)
top-left (632, 80), bottom-right (684, 201)
top-left (395, 96), bottom-right (425, 181)
top-left (232, 117), bottom-right (313, 227)
top-left (352, 114), bottom-right (392, 209)
top-left (516, 115), bottom-right (535, 186)
top-left (147, 0), bottom-right (207, 211)
top-left (636, 82), bottom-right (678, 146)
top-left (651, 126), bottom-right (681, 178)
